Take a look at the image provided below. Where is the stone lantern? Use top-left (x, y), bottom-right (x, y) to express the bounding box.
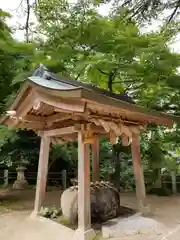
top-left (13, 157), bottom-right (28, 190)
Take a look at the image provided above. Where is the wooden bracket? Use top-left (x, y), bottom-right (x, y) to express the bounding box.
top-left (122, 134), bottom-right (131, 146)
top-left (84, 123), bottom-right (96, 144)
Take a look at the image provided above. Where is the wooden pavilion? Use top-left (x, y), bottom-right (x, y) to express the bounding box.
top-left (0, 65), bottom-right (175, 240)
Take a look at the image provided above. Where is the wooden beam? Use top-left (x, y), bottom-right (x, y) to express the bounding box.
top-left (33, 135), bottom-right (50, 213)
top-left (9, 91), bottom-right (36, 128)
top-left (37, 92), bottom-right (86, 113)
top-left (74, 123), bottom-right (105, 134)
top-left (32, 98), bottom-right (42, 111)
top-left (85, 94), bottom-right (173, 127)
top-left (15, 91), bottom-right (35, 117)
top-left (16, 121), bottom-right (46, 130)
top-left (23, 115), bottom-right (46, 122)
top-left (61, 134), bottom-right (77, 142)
top-left (131, 134), bottom-right (149, 214)
top-left (40, 126), bottom-right (78, 137)
top-left (7, 83), bottom-right (31, 112)
top-left (92, 137), bottom-right (100, 182)
top-left (51, 137), bottom-right (65, 145)
top-left (89, 113), bottom-right (140, 125)
top-left (46, 113), bottom-right (71, 123)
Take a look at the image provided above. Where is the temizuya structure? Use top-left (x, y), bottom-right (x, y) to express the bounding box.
top-left (0, 65), bottom-right (175, 239)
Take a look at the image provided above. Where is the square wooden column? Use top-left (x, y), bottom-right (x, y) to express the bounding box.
top-left (92, 137), bottom-right (100, 182)
top-left (131, 134), bottom-right (150, 215)
top-left (32, 134), bottom-right (50, 215)
top-left (73, 127), bottom-right (96, 240)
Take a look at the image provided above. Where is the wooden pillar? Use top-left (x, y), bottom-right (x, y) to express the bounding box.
top-left (33, 134), bottom-right (50, 214)
top-left (73, 126), bottom-right (95, 240)
top-left (131, 134), bottom-right (149, 214)
top-left (92, 137), bottom-right (100, 182)
top-left (61, 169), bottom-right (67, 190)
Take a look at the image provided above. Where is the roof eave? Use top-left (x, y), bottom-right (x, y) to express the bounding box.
top-left (81, 88), bottom-right (174, 128)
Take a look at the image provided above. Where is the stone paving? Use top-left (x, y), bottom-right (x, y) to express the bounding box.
top-left (102, 213), bottom-right (171, 239)
top-left (0, 211), bottom-right (74, 240)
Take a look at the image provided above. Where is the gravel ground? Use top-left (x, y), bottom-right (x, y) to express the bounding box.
top-left (1, 189), bottom-right (180, 240)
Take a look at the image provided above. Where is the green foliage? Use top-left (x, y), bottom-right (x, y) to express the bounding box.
top-left (0, 9), bottom-right (45, 113)
top-left (0, 130), bottom-right (40, 167)
top-left (34, 0), bottom-right (180, 112)
top-left (40, 206), bottom-right (61, 219)
top-left (99, 139), bottom-right (114, 175)
top-left (118, 0), bottom-right (180, 23)
top-left (146, 130), bottom-right (165, 170)
top-left (49, 142), bottom-right (78, 171)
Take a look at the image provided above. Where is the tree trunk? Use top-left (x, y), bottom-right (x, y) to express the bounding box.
top-left (154, 169), bottom-right (162, 188)
top-left (170, 171), bottom-right (177, 195)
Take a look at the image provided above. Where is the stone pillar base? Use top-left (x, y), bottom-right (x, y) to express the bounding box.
top-left (73, 228), bottom-right (96, 240)
top-left (13, 180), bottom-right (28, 190)
top-left (30, 211), bottom-right (39, 219)
top-left (140, 204), bottom-right (151, 216)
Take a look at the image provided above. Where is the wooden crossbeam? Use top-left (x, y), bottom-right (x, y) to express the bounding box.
top-left (74, 123), bottom-right (105, 133)
top-left (39, 126), bottom-right (78, 137)
top-left (46, 113), bottom-right (71, 123)
top-left (23, 115), bottom-right (46, 122)
top-left (17, 121), bottom-right (46, 130)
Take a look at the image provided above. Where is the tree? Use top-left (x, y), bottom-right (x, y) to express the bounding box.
top-left (145, 129), bottom-right (166, 188)
top-left (34, 0), bottom-right (180, 112)
top-left (0, 9), bottom-right (19, 113)
top-left (118, 0), bottom-right (180, 24)
top-left (0, 9), bottom-right (43, 113)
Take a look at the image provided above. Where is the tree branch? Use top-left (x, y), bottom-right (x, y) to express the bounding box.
top-left (25, 0), bottom-right (31, 42)
top-left (108, 69), bottom-right (118, 92)
top-left (97, 68), bottom-right (109, 75)
top-left (113, 80), bottom-right (137, 84)
top-left (167, 0), bottom-right (180, 24)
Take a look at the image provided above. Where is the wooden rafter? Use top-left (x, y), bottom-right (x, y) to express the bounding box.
top-left (88, 113), bottom-right (142, 125)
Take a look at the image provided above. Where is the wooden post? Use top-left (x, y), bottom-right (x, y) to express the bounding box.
top-left (170, 171), bottom-right (177, 195)
top-left (131, 134), bottom-right (149, 215)
top-left (73, 126), bottom-right (95, 240)
top-left (61, 169), bottom-right (67, 190)
top-left (33, 135), bottom-right (50, 214)
top-left (92, 137), bottom-right (100, 182)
